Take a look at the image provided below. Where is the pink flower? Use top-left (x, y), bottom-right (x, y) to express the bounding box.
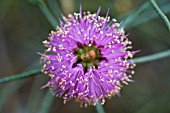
top-left (40, 6), bottom-right (136, 107)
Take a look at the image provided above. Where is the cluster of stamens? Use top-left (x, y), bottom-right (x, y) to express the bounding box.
top-left (74, 44), bottom-right (103, 72)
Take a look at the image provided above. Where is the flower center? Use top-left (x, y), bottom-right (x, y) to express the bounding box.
top-left (74, 44), bottom-right (103, 71)
top-left (80, 50), bottom-right (96, 62)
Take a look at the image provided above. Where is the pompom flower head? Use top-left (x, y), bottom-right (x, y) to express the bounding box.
top-left (40, 6), bottom-right (137, 107)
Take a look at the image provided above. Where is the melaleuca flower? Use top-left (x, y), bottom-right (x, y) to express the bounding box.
top-left (39, 6), bottom-right (137, 107)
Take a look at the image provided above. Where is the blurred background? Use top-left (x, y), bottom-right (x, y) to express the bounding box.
top-left (0, 0), bottom-right (170, 113)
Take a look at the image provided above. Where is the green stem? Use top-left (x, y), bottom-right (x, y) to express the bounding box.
top-left (133, 49), bottom-right (170, 64)
top-left (38, 0), bottom-right (57, 29)
top-left (149, 0), bottom-right (170, 31)
top-left (0, 60), bottom-right (40, 108)
top-left (0, 80), bottom-right (26, 107)
top-left (1, 49), bottom-right (170, 83)
top-left (38, 91), bottom-right (54, 113)
top-left (25, 76), bottom-right (45, 113)
top-left (95, 101), bottom-right (105, 113)
top-left (48, 0), bottom-right (61, 20)
top-left (127, 2), bottom-right (170, 29)
top-left (120, 1), bottom-right (149, 29)
top-left (0, 69), bottom-right (41, 83)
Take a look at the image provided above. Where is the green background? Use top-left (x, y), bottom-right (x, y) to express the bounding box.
top-left (0, 0), bottom-right (170, 113)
